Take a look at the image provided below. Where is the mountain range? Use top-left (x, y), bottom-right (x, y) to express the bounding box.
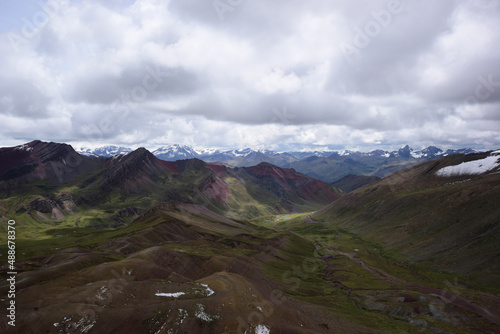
top-left (78, 144), bottom-right (475, 164)
top-left (1, 140), bottom-right (499, 333)
top-left (78, 144), bottom-right (478, 183)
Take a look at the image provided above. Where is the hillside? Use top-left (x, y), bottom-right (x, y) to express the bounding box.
top-left (331, 174), bottom-right (381, 193)
top-left (314, 150), bottom-right (500, 288)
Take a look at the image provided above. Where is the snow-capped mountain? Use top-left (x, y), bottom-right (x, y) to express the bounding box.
top-left (150, 146), bottom-right (294, 163)
top-left (152, 144), bottom-right (202, 160)
top-left (329, 145), bottom-right (476, 160)
top-left (77, 146), bottom-right (133, 158)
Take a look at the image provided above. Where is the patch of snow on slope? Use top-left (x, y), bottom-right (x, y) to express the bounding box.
top-left (411, 151), bottom-right (423, 158)
top-left (255, 324), bottom-right (270, 334)
top-left (198, 283), bottom-right (215, 296)
top-left (14, 144), bottom-right (33, 152)
top-left (436, 155), bottom-right (500, 177)
top-left (194, 303), bottom-right (220, 321)
top-left (155, 291), bottom-right (185, 298)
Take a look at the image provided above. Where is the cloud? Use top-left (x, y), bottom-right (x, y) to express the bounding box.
top-left (0, 0), bottom-right (499, 151)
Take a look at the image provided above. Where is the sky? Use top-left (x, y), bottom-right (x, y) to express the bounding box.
top-left (0, 0), bottom-right (499, 152)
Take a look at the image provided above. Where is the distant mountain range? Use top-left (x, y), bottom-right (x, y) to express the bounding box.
top-left (77, 144), bottom-right (477, 164)
top-left (77, 144), bottom-right (332, 166)
top-left (76, 144), bottom-right (475, 162)
top-left (287, 145), bottom-right (479, 182)
top-left (77, 144), bottom-right (478, 183)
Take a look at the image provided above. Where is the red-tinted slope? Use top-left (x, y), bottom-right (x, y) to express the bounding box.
top-left (244, 162), bottom-right (341, 204)
top-left (206, 163), bottom-right (227, 178)
top-left (246, 162), bottom-right (302, 189)
top-left (0, 140), bottom-right (103, 190)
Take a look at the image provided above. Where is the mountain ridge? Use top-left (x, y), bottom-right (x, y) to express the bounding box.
top-left (77, 143), bottom-right (479, 164)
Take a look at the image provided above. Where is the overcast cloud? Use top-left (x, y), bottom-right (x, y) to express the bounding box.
top-left (1, 0), bottom-right (499, 151)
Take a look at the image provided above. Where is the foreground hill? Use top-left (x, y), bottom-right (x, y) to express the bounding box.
top-left (314, 150), bottom-right (500, 289)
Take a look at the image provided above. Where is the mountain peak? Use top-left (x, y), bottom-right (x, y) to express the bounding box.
top-left (131, 147), bottom-right (150, 154)
top-left (121, 147), bottom-right (157, 164)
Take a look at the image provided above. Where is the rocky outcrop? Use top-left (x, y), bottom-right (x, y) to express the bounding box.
top-left (29, 198), bottom-right (58, 214)
top-left (57, 193), bottom-right (76, 212)
top-left (28, 194), bottom-right (76, 220)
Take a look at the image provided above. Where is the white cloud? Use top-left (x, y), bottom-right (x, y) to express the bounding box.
top-left (256, 68), bottom-right (302, 95)
top-left (0, 0), bottom-right (499, 151)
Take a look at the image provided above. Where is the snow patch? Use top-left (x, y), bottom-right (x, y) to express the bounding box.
top-left (436, 155), bottom-right (500, 177)
top-left (255, 324), bottom-right (270, 334)
top-left (176, 309), bottom-right (188, 325)
top-left (337, 150), bottom-right (351, 156)
top-left (155, 291), bottom-right (185, 298)
top-left (411, 151), bottom-right (423, 159)
top-left (95, 286), bottom-right (109, 301)
top-left (194, 303), bottom-right (220, 322)
top-left (14, 144), bottom-right (33, 152)
top-left (197, 283), bottom-right (215, 296)
top-left (73, 316), bottom-right (97, 333)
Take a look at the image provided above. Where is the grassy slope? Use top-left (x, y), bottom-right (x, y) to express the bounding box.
top-left (267, 214), bottom-right (500, 333)
top-left (313, 158), bottom-right (500, 292)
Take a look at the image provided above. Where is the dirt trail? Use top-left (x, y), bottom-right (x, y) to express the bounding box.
top-left (329, 248), bottom-right (500, 326)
